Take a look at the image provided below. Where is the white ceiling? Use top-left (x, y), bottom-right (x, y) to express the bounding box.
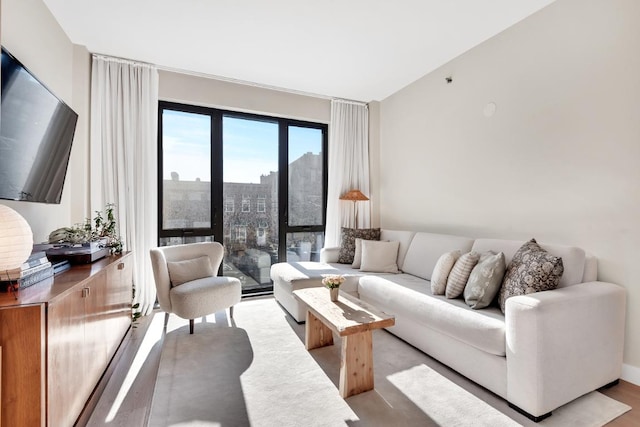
top-left (42, 0), bottom-right (555, 102)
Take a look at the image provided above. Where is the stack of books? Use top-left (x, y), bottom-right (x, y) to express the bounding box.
top-left (1, 251), bottom-right (54, 291)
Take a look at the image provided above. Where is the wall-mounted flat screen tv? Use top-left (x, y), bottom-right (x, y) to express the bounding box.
top-left (0, 46), bottom-right (78, 204)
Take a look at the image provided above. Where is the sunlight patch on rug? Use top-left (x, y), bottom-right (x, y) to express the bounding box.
top-left (388, 364), bottom-right (521, 426)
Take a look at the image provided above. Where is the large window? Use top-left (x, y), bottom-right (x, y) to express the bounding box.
top-left (160, 109), bottom-right (212, 230)
top-left (158, 102), bottom-right (327, 294)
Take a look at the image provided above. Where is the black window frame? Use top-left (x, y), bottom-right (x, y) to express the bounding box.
top-left (157, 100), bottom-right (328, 267)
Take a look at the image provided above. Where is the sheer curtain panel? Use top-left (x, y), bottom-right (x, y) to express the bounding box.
top-left (325, 99), bottom-right (370, 247)
top-left (90, 55), bottom-right (159, 315)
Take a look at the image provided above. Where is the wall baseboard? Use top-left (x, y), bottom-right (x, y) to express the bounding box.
top-left (621, 363), bottom-right (640, 386)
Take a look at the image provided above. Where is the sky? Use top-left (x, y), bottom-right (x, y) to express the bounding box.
top-left (162, 110), bottom-right (322, 183)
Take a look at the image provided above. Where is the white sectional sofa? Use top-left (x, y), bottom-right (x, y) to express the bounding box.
top-left (270, 229), bottom-right (626, 421)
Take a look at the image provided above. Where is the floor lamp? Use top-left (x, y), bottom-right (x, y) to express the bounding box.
top-left (339, 189), bottom-right (369, 229)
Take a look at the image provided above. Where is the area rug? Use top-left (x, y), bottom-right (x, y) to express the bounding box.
top-left (148, 297), bottom-right (630, 427)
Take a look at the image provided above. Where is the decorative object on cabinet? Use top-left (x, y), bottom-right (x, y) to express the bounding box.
top-left (0, 205), bottom-right (34, 275)
top-left (0, 205), bottom-right (34, 294)
top-left (46, 203), bottom-right (123, 263)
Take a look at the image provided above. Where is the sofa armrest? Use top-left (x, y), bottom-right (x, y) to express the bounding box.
top-left (505, 281), bottom-right (626, 417)
top-left (320, 247), bottom-right (340, 263)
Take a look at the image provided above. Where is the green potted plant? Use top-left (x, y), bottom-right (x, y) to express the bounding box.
top-left (48, 203), bottom-right (123, 254)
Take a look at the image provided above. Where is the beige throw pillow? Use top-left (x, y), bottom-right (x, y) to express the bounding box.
top-left (445, 251), bottom-right (480, 299)
top-left (464, 251), bottom-right (506, 309)
top-left (360, 240), bottom-right (400, 273)
top-left (167, 256), bottom-right (214, 287)
top-left (431, 250), bottom-right (461, 295)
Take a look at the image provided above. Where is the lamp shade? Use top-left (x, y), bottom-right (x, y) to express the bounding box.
top-left (339, 189), bottom-right (369, 202)
top-left (0, 205), bottom-right (34, 271)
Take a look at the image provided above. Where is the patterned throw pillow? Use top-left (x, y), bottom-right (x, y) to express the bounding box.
top-left (337, 227), bottom-right (381, 264)
top-left (464, 251), bottom-right (506, 309)
top-left (498, 239), bottom-right (564, 313)
top-left (431, 250), bottom-right (461, 295)
top-left (445, 251), bottom-right (480, 299)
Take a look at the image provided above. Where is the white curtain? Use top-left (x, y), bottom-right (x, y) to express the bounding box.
top-left (325, 99), bottom-right (370, 247)
top-left (90, 55), bottom-right (159, 315)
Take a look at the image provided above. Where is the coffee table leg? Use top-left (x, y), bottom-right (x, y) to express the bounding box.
top-left (305, 310), bottom-right (334, 350)
top-left (339, 330), bottom-right (373, 398)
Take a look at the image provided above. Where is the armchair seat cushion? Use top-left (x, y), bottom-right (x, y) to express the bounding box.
top-left (169, 276), bottom-right (241, 320)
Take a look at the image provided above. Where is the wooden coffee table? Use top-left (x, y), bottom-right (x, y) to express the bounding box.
top-left (293, 287), bottom-right (395, 398)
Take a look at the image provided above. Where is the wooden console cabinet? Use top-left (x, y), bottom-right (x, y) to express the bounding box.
top-left (0, 253), bottom-right (132, 427)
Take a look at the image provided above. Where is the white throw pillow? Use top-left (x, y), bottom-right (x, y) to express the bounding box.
top-left (167, 256), bottom-right (214, 287)
top-left (351, 238), bottom-right (364, 268)
top-left (360, 240), bottom-right (400, 273)
top-left (445, 251), bottom-right (480, 299)
top-left (431, 250), bottom-right (461, 295)
top-left (353, 238), bottom-right (389, 268)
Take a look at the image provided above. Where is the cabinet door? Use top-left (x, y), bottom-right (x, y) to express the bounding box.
top-left (105, 254), bottom-right (132, 359)
top-left (83, 271), bottom-right (109, 392)
top-left (48, 287), bottom-right (88, 427)
top-left (0, 305), bottom-right (45, 427)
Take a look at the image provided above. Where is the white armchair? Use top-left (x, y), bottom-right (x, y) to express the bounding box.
top-left (150, 242), bottom-right (242, 334)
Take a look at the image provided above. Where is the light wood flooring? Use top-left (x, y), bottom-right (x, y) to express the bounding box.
top-left (84, 305), bottom-right (640, 427)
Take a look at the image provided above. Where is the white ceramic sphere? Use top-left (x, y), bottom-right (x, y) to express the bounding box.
top-left (0, 205), bottom-right (34, 271)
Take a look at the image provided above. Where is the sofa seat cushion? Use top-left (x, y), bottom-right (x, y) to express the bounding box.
top-left (270, 262), bottom-right (362, 293)
top-left (359, 275), bottom-right (507, 356)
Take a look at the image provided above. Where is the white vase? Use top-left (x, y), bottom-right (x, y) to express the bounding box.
top-left (330, 287), bottom-right (339, 302)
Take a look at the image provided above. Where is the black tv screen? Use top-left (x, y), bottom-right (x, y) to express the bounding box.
top-left (0, 47), bottom-right (78, 204)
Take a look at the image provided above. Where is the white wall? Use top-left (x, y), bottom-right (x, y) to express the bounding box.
top-left (159, 70), bottom-right (331, 124)
top-left (0, 0), bottom-right (85, 242)
top-left (379, 0), bottom-right (640, 378)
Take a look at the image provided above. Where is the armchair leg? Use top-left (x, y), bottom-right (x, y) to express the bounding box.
top-left (189, 319), bottom-right (194, 334)
top-left (230, 305), bottom-right (234, 319)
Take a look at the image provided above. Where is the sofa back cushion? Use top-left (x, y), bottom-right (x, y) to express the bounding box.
top-left (583, 254), bottom-right (598, 282)
top-left (402, 232), bottom-right (474, 281)
top-left (380, 229), bottom-right (416, 270)
top-left (471, 238), bottom-right (586, 287)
